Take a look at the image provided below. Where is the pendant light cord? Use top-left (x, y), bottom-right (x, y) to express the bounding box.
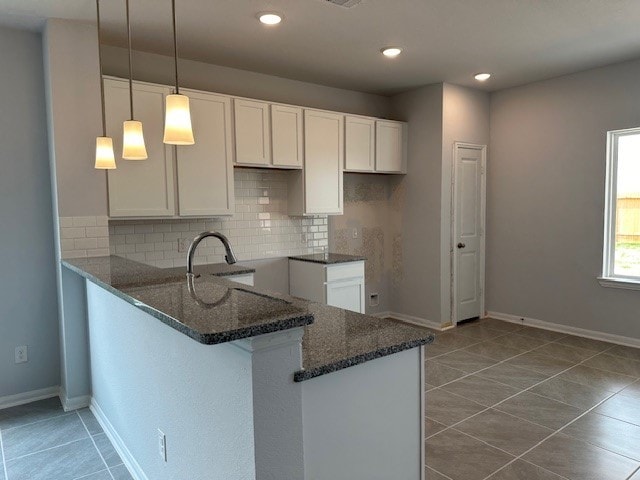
top-left (172, 0), bottom-right (180, 94)
top-left (126, 0), bottom-right (134, 120)
top-left (96, 0), bottom-right (107, 137)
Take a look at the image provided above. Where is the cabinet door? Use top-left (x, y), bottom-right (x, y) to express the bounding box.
top-left (227, 274), bottom-right (254, 286)
top-left (106, 78), bottom-right (175, 217)
top-left (234, 99), bottom-right (271, 166)
top-left (345, 116), bottom-right (375, 172)
top-left (326, 279), bottom-right (365, 313)
top-left (177, 89), bottom-right (234, 217)
top-left (271, 105), bottom-right (303, 168)
top-left (304, 110), bottom-right (344, 215)
top-left (375, 120), bottom-right (406, 173)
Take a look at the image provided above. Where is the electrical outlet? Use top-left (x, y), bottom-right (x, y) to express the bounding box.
top-left (369, 293), bottom-right (379, 307)
top-left (15, 346), bottom-right (28, 364)
top-left (158, 429), bottom-right (167, 462)
top-left (177, 238), bottom-right (189, 253)
top-left (352, 228), bottom-right (359, 239)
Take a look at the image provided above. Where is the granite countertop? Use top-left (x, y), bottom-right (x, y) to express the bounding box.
top-left (288, 253), bottom-right (367, 264)
top-left (63, 256), bottom-right (434, 381)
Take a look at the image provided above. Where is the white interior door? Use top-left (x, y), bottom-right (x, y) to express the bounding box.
top-left (453, 144), bottom-right (486, 323)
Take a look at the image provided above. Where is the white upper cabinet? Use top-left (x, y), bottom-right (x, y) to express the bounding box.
top-left (234, 99), bottom-right (271, 166)
top-left (105, 78), bottom-right (176, 217)
top-left (176, 89), bottom-right (235, 217)
top-left (375, 120), bottom-right (407, 173)
top-left (289, 110), bottom-right (343, 216)
top-left (345, 116), bottom-right (376, 172)
top-left (271, 104), bottom-right (303, 168)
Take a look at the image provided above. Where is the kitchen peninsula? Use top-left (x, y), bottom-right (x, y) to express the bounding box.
top-left (63, 255), bottom-right (433, 480)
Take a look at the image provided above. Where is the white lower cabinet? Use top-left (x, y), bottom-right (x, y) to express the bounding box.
top-left (227, 273), bottom-right (254, 286)
top-left (289, 260), bottom-right (365, 313)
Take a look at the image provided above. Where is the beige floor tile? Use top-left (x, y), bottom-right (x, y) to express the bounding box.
top-left (455, 409), bottom-right (553, 456)
top-left (441, 374), bottom-right (521, 408)
top-left (582, 352), bottom-right (640, 378)
top-left (505, 351), bottom-right (575, 376)
top-left (515, 326), bottom-right (566, 342)
top-left (487, 460), bottom-right (567, 480)
top-left (463, 340), bottom-right (526, 361)
top-left (431, 349), bottom-right (498, 374)
top-left (425, 388), bottom-right (486, 426)
top-left (606, 344), bottom-right (640, 362)
top-left (495, 391), bottom-right (583, 430)
top-left (477, 363), bottom-right (549, 389)
top-left (620, 380), bottom-right (640, 400)
top-left (562, 412), bottom-right (640, 461)
top-left (456, 323), bottom-right (510, 341)
top-left (523, 433), bottom-right (639, 480)
top-left (531, 342), bottom-right (597, 363)
top-left (490, 333), bottom-right (549, 351)
top-left (425, 429), bottom-right (514, 480)
top-left (529, 377), bottom-right (613, 410)
top-left (555, 364), bottom-right (636, 393)
top-left (555, 335), bottom-right (613, 352)
top-left (595, 393), bottom-right (640, 426)
top-left (425, 361), bottom-right (467, 387)
top-left (478, 318), bottom-right (526, 333)
top-left (425, 417), bottom-right (447, 438)
top-left (425, 466), bottom-right (450, 480)
top-left (425, 332), bottom-right (480, 358)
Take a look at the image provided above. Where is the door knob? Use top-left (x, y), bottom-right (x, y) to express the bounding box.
top-left (457, 243), bottom-right (466, 249)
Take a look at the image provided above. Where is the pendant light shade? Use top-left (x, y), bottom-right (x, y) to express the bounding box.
top-left (94, 0), bottom-right (116, 169)
top-left (163, 0), bottom-right (195, 145)
top-left (164, 94), bottom-right (194, 145)
top-left (122, 120), bottom-right (148, 160)
top-left (122, 0), bottom-right (148, 160)
top-left (95, 137), bottom-right (116, 169)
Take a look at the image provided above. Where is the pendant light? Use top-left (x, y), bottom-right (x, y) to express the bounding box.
top-left (163, 0), bottom-right (195, 145)
top-left (94, 0), bottom-right (116, 169)
top-left (122, 0), bottom-right (148, 160)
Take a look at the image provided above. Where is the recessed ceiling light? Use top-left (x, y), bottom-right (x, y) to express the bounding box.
top-left (258, 13), bottom-right (282, 25)
top-left (381, 47), bottom-right (402, 58)
top-left (474, 73), bottom-right (491, 81)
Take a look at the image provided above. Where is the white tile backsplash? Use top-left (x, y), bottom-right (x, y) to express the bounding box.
top-left (59, 215), bottom-right (110, 259)
top-left (108, 169), bottom-right (329, 267)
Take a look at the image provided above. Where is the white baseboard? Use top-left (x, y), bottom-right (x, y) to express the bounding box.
top-left (90, 399), bottom-right (148, 480)
top-left (59, 388), bottom-right (91, 412)
top-left (372, 311), bottom-right (444, 330)
top-left (0, 386), bottom-right (60, 410)
top-left (487, 311), bottom-right (640, 349)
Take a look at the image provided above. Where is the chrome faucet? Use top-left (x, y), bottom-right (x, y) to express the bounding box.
top-left (186, 232), bottom-right (237, 277)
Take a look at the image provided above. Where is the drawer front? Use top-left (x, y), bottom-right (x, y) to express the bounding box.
top-left (325, 261), bottom-right (365, 283)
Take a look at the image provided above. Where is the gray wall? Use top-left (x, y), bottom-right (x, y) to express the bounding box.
top-left (389, 84), bottom-right (444, 323)
top-left (0, 26), bottom-right (60, 397)
top-left (488, 58), bottom-right (640, 340)
top-left (102, 46), bottom-right (391, 119)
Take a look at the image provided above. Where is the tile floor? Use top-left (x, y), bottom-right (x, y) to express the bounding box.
top-left (425, 318), bottom-right (640, 480)
top-left (0, 397), bottom-right (132, 480)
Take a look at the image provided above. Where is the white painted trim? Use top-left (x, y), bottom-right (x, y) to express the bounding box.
top-left (90, 399), bottom-right (148, 480)
top-left (0, 386), bottom-right (59, 410)
top-left (598, 276), bottom-right (640, 291)
top-left (451, 143), bottom-right (487, 326)
top-left (486, 311), bottom-right (640, 349)
top-left (59, 388), bottom-right (91, 412)
top-left (372, 311), bottom-right (444, 330)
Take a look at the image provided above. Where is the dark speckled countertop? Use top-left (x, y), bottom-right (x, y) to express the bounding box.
top-left (62, 256), bottom-right (434, 381)
top-left (288, 253), bottom-right (366, 264)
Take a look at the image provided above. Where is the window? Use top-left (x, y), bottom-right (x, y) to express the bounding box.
top-left (601, 127), bottom-right (640, 287)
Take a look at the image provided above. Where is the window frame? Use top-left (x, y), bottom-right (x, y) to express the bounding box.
top-left (599, 127), bottom-right (640, 290)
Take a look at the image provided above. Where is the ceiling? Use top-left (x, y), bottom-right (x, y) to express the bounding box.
top-left (1, 0), bottom-right (640, 95)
